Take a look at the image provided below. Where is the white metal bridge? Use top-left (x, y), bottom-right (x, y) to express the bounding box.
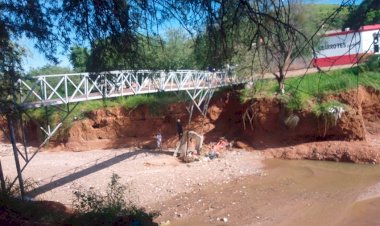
top-left (18, 69), bottom-right (246, 109)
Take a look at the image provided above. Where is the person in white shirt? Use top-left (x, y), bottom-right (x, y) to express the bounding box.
top-left (155, 130), bottom-right (162, 150)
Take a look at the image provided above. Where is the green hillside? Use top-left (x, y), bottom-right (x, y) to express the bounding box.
top-left (305, 4), bottom-right (350, 30)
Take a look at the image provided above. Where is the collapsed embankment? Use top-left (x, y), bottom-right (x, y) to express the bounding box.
top-left (23, 86), bottom-right (380, 163)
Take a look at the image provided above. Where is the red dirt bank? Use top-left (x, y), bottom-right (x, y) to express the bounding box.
top-left (46, 86), bottom-right (380, 163)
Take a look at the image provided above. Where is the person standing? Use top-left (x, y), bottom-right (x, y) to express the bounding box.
top-left (155, 130), bottom-right (162, 150)
top-left (176, 119), bottom-right (183, 139)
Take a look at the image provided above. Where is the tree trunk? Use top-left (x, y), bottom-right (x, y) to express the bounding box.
top-left (279, 78), bottom-right (285, 94)
top-left (276, 65), bottom-right (286, 94)
top-left (275, 71), bottom-right (286, 94)
top-left (0, 160), bottom-right (6, 193)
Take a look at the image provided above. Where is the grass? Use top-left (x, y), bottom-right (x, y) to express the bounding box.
top-left (311, 100), bottom-right (347, 118)
top-left (241, 66), bottom-right (380, 111)
top-left (285, 67), bottom-right (380, 96)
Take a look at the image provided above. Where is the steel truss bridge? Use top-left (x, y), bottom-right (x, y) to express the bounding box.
top-left (18, 70), bottom-right (246, 109)
top-left (4, 69), bottom-right (247, 198)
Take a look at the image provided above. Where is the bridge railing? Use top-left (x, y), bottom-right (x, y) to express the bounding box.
top-left (17, 69), bottom-right (247, 109)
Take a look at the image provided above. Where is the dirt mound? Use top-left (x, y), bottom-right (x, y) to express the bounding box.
top-left (23, 86), bottom-right (380, 163)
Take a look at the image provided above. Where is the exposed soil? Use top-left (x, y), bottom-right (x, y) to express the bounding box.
top-left (35, 85), bottom-right (380, 163)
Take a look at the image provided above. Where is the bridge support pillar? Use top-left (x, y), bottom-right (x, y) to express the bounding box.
top-left (185, 88), bottom-right (215, 123)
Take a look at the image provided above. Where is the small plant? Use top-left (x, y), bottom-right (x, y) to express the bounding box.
top-left (284, 114), bottom-right (300, 130)
top-left (312, 100), bottom-right (346, 118)
top-left (278, 91), bottom-right (309, 111)
top-left (364, 54), bottom-right (380, 72)
top-left (73, 174), bottom-right (127, 214)
top-left (70, 173), bottom-right (159, 225)
top-left (0, 177), bottom-right (39, 199)
top-left (312, 100), bottom-right (347, 136)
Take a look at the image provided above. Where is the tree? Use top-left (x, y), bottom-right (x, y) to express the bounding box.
top-left (28, 65), bottom-right (73, 76)
top-left (344, 0), bottom-right (380, 29)
top-left (69, 28), bottom-right (196, 71)
top-left (177, 0), bottom-right (319, 93)
top-left (177, 0), bottom-right (353, 93)
top-left (69, 46), bottom-right (90, 72)
top-left (258, 1), bottom-right (314, 94)
top-left (154, 29), bottom-right (195, 70)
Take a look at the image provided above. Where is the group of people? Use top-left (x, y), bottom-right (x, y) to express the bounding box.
top-left (154, 119), bottom-right (183, 150)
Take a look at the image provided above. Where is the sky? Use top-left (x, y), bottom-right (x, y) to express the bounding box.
top-left (20, 0), bottom-right (363, 72)
top-left (20, 36), bottom-right (71, 72)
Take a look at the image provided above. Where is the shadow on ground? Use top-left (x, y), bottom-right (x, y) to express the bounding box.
top-left (28, 149), bottom-right (173, 197)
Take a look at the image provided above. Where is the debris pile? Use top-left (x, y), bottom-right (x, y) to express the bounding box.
top-left (174, 131), bottom-right (233, 163)
top-left (203, 137), bottom-right (233, 160)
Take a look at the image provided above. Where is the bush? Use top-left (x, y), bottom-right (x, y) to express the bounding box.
top-left (312, 100), bottom-right (347, 136)
top-left (69, 173), bottom-right (159, 225)
top-left (278, 91), bottom-right (310, 111)
top-left (312, 100), bottom-right (346, 118)
top-left (364, 54), bottom-right (380, 72)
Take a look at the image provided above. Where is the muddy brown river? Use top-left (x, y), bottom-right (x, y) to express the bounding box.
top-left (167, 159), bottom-right (380, 226)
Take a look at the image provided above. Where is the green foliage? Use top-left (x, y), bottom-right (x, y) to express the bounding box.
top-left (278, 91), bottom-right (310, 111)
top-left (70, 173), bottom-right (159, 225)
top-left (0, 175), bottom-right (158, 225)
top-left (306, 4), bottom-right (350, 30)
top-left (285, 67), bottom-right (380, 95)
top-left (70, 46), bottom-right (90, 72)
top-left (240, 79), bottom-right (278, 103)
top-left (27, 65), bottom-right (73, 76)
top-left (70, 29), bottom-right (197, 72)
top-left (0, 40), bottom-right (25, 116)
top-left (344, 0), bottom-right (380, 29)
top-left (1, 177), bottom-right (38, 198)
top-left (86, 37), bottom-right (133, 72)
top-left (312, 100), bottom-right (346, 118)
top-left (312, 100), bottom-right (347, 133)
top-left (363, 54), bottom-right (380, 72)
top-left (72, 174), bottom-right (127, 214)
top-left (160, 29), bottom-right (196, 70)
top-left (120, 93), bottom-right (179, 115)
top-left (241, 67), bottom-right (380, 110)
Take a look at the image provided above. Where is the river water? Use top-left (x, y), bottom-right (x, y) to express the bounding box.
top-left (170, 159), bottom-right (380, 226)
